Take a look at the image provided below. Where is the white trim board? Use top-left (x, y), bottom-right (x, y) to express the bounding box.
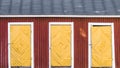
top-left (1, 15), bottom-right (120, 17)
top-left (88, 23), bottom-right (115, 68)
top-left (8, 22), bottom-right (34, 68)
top-left (49, 22), bottom-right (74, 68)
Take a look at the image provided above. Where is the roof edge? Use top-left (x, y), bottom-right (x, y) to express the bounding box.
top-left (0, 15), bottom-right (120, 17)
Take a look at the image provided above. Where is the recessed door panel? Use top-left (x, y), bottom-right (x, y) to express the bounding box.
top-left (50, 24), bottom-right (72, 68)
top-left (91, 26), bottom-right (112, 67)
top-left (10, 25), bottom-right (31, 68)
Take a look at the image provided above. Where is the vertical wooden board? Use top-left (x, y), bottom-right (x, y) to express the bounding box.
top-left (74, 20), bottom-right (88, 68)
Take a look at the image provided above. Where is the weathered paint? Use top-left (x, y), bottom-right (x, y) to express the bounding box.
top-left (0, 17), bottom-right (120, 68)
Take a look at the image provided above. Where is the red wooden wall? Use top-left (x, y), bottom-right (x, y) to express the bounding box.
top-left (0, 17), bottom-right (120, 68)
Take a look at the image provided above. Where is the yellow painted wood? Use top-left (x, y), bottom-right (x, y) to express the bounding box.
top-left (51, 25), bottom-right (71, 66)
top-left (10, 25), bottom-right (31, 66)
top-left (92, 26), bottom-right (112, 67)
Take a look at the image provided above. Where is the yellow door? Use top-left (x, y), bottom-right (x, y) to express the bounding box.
top-left (51, 25), bottom-right (71, 67)
top-left (10, 25), bottom-right (31, 67)
top-left (92, 26), bottom-right (112, 67)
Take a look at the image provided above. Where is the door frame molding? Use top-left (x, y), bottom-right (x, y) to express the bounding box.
top-left (49, 22), bottom-right (74, 68)
top-left (88, 23), bottom-right (115, 68)
top-left (8, 22), bottom-right (34, 68)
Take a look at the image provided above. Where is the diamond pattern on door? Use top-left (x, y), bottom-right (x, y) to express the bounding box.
top-left (51, 25), bottom-right (71, 66)
top-left (92, 26), bottom-right (112, 67)
top-left (10, 25), bottom-right (31, 66)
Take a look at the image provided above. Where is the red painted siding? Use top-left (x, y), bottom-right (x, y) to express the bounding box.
top-left (0, 17), bottom-right (120, 68)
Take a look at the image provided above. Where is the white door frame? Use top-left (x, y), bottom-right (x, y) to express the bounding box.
top-left (8, 22), bottom-right (34, 68)
top-left (49, 22), bottom-right (74, 68)
top-left (88, 23), bottom-right (115, 68)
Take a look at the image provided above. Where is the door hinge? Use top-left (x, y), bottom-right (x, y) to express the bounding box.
top-left (8, 43), bottom-right (11, 45)
top-left (8, 43), bottom-right (14, 46)
top-left (89, 44), bottom-right (92, 46)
